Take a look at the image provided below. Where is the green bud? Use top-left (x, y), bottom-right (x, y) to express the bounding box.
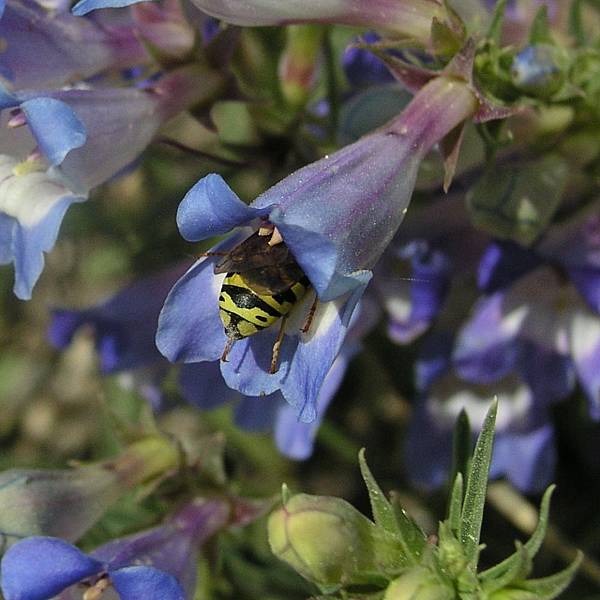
top-left (510, 45), bottom-right (565, 98)
top-left (268, 492), bottom-right (406, 588)
top-left (384, 567), bottom-right (454, 600)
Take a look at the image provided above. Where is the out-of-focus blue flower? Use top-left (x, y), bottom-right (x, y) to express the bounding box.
top-left (375, 194), bottom-right (488, 344)
top-left (0, 498), bottom-right (230, 600)
top-left (0, 0), bottom-right (147, 89)
top-left (406, 333), bottom-right (558, 493)
top-left (455, 210), bottom-right (600, 418)
top-left (1, 65), bottom-right (223, 299)
top-left (511, 45), bottom-right (564, 97)
top-left (342, 32), bottom-right (394, 89)
top-left (0, 156), bottom-right (86, 300)
top-left (156, 77), bottom-right (478, 422)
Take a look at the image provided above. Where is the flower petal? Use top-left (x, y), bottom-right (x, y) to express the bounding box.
top-left (176, 174), bottom-right (271, 243)
top-left (491, 425), bottom-right (557, 494)
top-left (156, 257), bottom-right (228, 363)
top-left (1, 537), bottom-right (102, 600)
top-left (21, 97), bottom-right (87, 166)
top-left (281, 286), bottom-right (364, 422)
top-left (110, 566), bottom-right (185, 600)
top-left (275, 348), bottom-right (352, 459)
top-left (179, 361), bottom-right (239, 410)
top-left (72, 0), bottom-right (146, 15)
top-left (234, 394), bottom-right (280, 432)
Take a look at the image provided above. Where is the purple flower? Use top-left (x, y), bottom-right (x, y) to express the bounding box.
top-left (72, 0), bottom-right (449, 47)
top-left (406, 333), bottom-right (557, 493)
top-left (156, 76), bottom-right (478, 421)
top-left (455, 211), bottom-right (600, 418)
top-left (342, 32), bottom-right (394, 88)
top-left (0, 0), bottom-right (147, 89)
top-left (0, 498), bottom-right (230, 600)
top-left (375, 194), bottom-right (488, 344)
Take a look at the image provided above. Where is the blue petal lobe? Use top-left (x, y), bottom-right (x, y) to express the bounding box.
top-left (1, 537), bottom-right (103, 600)
top-left (110, 566), bottom-right (185, 600)
top-left (12, 194), bottom-right (86, 300)
top-left (156, 257), bottom-right (227, 363)
top-left (234, 394), bottom-right (280, 432)
top-left (72, 0), bottom-right (148, 15)
top-left (21, 98), bottom-right (87, 166)
top-left (176, 174), bottom-right (270, 242)
top-left (0, 82), bottom-right (18, 109)
top-left (179, 361), bottom-right (239, 410)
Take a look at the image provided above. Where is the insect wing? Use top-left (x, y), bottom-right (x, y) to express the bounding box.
top-left (241, 263), bottom-right (307, 295)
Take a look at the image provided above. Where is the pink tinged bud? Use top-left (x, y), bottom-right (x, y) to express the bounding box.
top-left (268, 493), bottom-right (407, 588)
top-left (6, 110), bottom-right (26, 129)
top-left (131, 0), bottom-right (196, 59)
top-left (188, 0), bottom-right (448, 46)
top-left (278, 26), bottom-right (324, 108)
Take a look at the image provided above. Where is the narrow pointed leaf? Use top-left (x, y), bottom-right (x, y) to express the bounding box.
top-left (359, 449), bottom-right (398, 535)
top-left (511, 552), bottom-right (583, 599)
top-left (486, 0), bottom-right (507, 43)
top-left (448, 473), bottom-right (464, 534)
top-left (459, 399), bottom-right (497, 565)
top-left (529, 6), bottom-right (553, 45)
top-left (481, 541), bottom-right (532, 594)
top-left (480, 485), bottom-right (555, 582)
top-left (449, 409), bottom-right (471, 494)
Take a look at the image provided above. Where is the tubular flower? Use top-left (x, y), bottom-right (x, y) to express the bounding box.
top-left (71, 0), bottom-right (449, 48)
top-left (0, 498), bottom-right (230, 600)
top-left (157, 76), bottom-right (478, 421)
top-left (0, 0), bottom-right (147, 89)
top-left (0, 64), bottom-right (223, 299)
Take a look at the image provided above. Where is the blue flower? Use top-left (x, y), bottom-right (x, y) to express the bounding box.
top-left (406, 333), bottom-right (558, 493)
top-left (342, 32), bottom-right (394, 89)
top-left (157, 76), bottom-right (478, 421)
top-left (455, 210), bottom-right (600, 418)
top-left (1, 499), bottom-right (230, 600)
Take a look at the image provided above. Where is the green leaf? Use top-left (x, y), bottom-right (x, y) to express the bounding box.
top-left (480, 485), bottom-right (555, 583)
top-left (466, 154), bottom-right (570, 246)
top-left (448, 473), bottom-right (464, 535)
top-left (508, 552), bottom-right (583, 599)
top-left (211, 101), bottom-right (261, 147)
top-left (359, 450), bottom-right (425, 562)
top-left (481, 541), bottom-right (532, 594)
top-left (486, 0), bottom-right (508, 44)
top-left (568, 0), bottom-right (586, 45)
top-left (459, 399), bottom-right (497, 566)
top-left (528, 6), bottom-right (553, 45)
top-left (449, 409), bottom-right (471, 496)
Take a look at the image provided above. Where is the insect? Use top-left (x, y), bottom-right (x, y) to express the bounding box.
top-left (208, 225), bottom-right (316, 374)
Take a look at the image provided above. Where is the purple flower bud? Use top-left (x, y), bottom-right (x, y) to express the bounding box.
top-left (184, 0), bottom-right (449, 46)
top-left (0, 0), bottom-right (147, 89)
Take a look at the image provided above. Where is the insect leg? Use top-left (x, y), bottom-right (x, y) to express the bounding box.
top-left (198, 251), bottom-right (229, 258)
top-left (300, 294), bottom-right (319, 333)
top-left (270, 314), bottom-right (289, 374)
top-left (221, 337), bottom-right (236, 363)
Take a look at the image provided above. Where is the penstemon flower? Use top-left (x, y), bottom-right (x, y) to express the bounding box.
top-left (156, 74), bottom-right (479, 421)
top-left (0, 498), bottom-right (231, 600)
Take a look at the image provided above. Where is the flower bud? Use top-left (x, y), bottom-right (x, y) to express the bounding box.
top-left (268, 493), bottom-right (404, 587)
top-left (384, 567), bottom-right (454, 600)
top-left (511, 45), bottom-right (565, 98)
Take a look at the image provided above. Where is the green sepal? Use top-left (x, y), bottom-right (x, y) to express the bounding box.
top-left (492, 552), bottom-right (583, 600)
top-left (431, 17), bottom-right (463, 60)
top-left (459, 399), bottom-right (497, 566)
top-left (480, 485), bottom-right (555, 583)
top-left (466, 153), bottom-right (569, 246)
top-left (481, 541), bottom-right (532, 594)
top-left (359, 449), bottom-right (426, 562)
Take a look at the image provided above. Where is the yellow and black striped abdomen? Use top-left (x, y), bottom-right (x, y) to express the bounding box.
top-left (218, 272), bottom-right (310, 340)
